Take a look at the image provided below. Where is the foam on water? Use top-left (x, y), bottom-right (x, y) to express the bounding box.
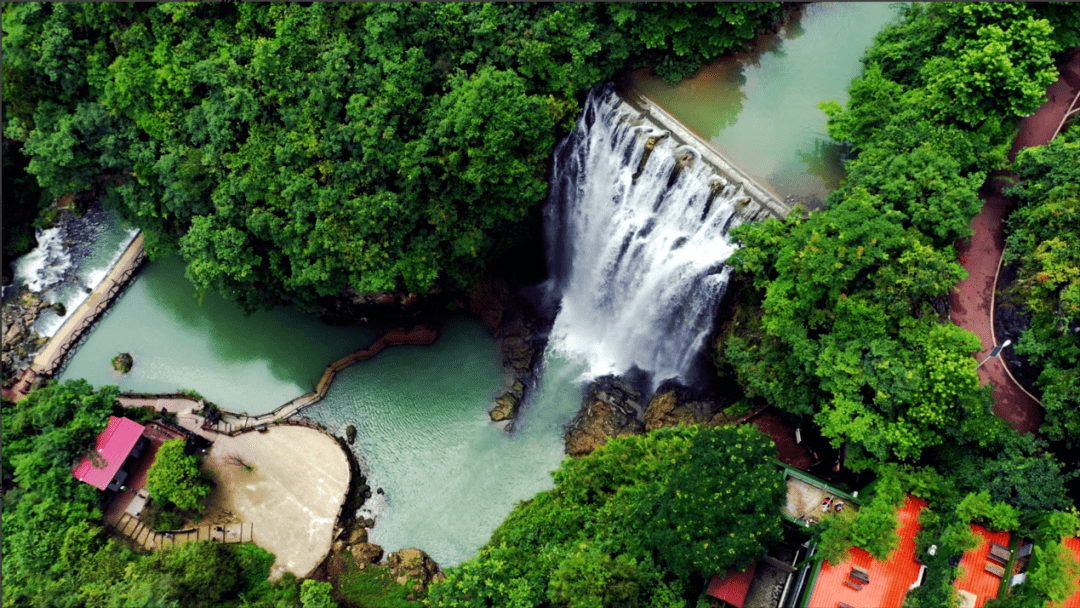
top-left (544, 86), bottom-right (745, 387)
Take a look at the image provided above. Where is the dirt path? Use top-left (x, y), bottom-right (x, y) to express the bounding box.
top-left (951, 48), bottom-right (1080, 435)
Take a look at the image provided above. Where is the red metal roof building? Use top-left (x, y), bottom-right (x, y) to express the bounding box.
top-left (73, 416), bottom-right (146, 490)
top-left (706, 562), bottom-right (757, 608)
top-left (806, 495), bottom-right (927, 608)
top-left (955, 524), bottom-right (1011, 608)
top-left (1062, 537), bottom-right (1080, 608)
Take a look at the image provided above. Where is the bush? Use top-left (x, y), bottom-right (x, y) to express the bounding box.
top-left (110, 352), bottom-right (133, 373)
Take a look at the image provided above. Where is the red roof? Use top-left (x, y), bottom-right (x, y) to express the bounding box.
top-left (955, 524), bottom-right (1011, 608)
top-left (73, 416), bottom-right (145, 490)
top-left (1060, 537), bottom-right (1080, 608)
top-left (807, 495), bottom-right (927, 608)
top-left (707, 562), bottom-right (757, 608)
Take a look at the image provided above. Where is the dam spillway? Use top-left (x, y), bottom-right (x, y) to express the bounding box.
top-left (543, 85), bottom-right (790, 388)
top-left (616, 85), bottom-right (792, 221)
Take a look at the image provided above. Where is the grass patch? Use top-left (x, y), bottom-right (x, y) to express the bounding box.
top-left (336, 561), bottom-right (423, 608)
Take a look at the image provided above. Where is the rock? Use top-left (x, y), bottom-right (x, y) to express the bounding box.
top-left (349, 542), bottom-right (384, 566)
top-left (489, 391), bottom-right (521, 422)
top-left (111, 352), bottom-right (133, 373)
top-left (564, 376), bottom-right (645, 457)
top-left (2, 286), bottom-right (51, 377)
top-left (346, 424), bottom-right (357, 444)
top-left (644, 389), bottom-right (725, 431)
top-left (346, 526), bottom-right (368, 546)
top-left (465, 278), bottom-right (509, 336)
top-left (502, 336), bottom-right (532, 372)
top-left (386, 548), bottom-right (441, 587)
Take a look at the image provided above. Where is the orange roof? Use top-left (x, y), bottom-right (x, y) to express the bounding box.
top-left (955, 524), bottom-right (1010, 608)
top-left (807, 495), bottom-right (927, 608)
top-left (1060, 537), bottom-right (1080, 608)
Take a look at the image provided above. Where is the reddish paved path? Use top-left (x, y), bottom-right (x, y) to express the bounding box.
top-left (952, 48), bottom-right (1080, 435)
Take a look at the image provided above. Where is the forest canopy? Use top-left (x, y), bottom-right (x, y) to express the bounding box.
top-left (2, 1), bottom-right (782, 312)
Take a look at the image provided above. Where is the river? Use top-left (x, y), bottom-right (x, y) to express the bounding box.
top-left (47, 2), bottom-right (900, 569)
top-left (629, 2), bottom-right (901, 207)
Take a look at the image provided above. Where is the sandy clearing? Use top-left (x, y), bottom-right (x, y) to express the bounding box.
top-left (201, 425), bottom-right (350, 578)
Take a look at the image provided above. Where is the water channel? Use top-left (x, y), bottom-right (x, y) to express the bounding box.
top-left (45, 2), bottom-right (901, 568)
top-left (629, 2), bottom-right (901, 207)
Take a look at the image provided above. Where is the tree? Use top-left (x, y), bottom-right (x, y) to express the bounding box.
top-left (1024, 542), bottom-right (1080, 606)
top-left (955, 491), bottom-right (1021, 532)
top-left (816, 468), bottom-right (906, 564)
top-left (429, 425), bottom-right (785, 607)
top-left (300, 579), bottom-right (337, 608)
top-left (641, 425), bottom-right (785, 579)
top-left (547, 543), bottom-right (641, 608)
top-left (146, 439), bottom-right (211, 512)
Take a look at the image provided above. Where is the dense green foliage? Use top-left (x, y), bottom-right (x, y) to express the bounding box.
top-left (816, 468), bottom-right (906, 564)
top-left (1003, 123), bottom-right (1080, 449)
top-left (1, 380), bottom-right (325, 608)
top-left (720, 2), bottom-right (1070, 477)
top-left (146, 438), bottom-right (212, 512)
top-left (2, 1), bottom-right (780, 313)
top-left (1, 137), bottom-right (48, 283)
top-left (427, 425), bottom-right (785, 607)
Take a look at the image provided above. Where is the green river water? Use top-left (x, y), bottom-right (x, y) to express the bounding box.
top-left (630, 2), bottom-right (902, 207)
top-left (58, 2), bottom-right (902, 568)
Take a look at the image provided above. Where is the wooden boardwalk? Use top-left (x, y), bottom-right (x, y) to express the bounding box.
top-left (9, 232), bottom-right (147, 398)
top-left (111, 514), bottom-right (251, 551)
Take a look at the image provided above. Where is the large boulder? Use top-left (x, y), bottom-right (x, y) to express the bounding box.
top-left (564, 376), bottom-right (645, 457)
top-left (1, 286), bottom-right (50, 378)
top-left (386, 547), bottom-right (442, 587)
top-left (644, 389), bottom-right (727, 431)
top-left (489, 383), bottom-right (524, 423)
top-left (349, 542), bottom-right (384, 567)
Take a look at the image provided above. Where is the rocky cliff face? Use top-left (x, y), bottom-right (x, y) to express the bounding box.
top-left (564, 377), bottom-right (736, 456)
top-left (643, 387), bottom-right (728, 430)
top-left (464, 277), bottom-right (547, 432)
top-left (2, 286), bottom-right (49, 380)
top-left (564, 376), bottom-right (645, 456)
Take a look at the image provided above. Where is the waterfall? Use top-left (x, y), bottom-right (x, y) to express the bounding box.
top-left (8, 205), bottom-right (138, 337)
top-left (544, 85), bottom-right (750, 387)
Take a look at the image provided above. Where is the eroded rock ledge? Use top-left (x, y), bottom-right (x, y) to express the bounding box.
top-left (564, 377), bottom-right (732, 456)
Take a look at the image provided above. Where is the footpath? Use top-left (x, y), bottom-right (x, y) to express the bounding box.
top-left (951, 48), bottom-right (1080, 435)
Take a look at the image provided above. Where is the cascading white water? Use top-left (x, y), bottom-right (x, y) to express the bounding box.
top-left (9, 206), bottom-right (138, 337)
top-left (544, 86), bottom-right (750, 386)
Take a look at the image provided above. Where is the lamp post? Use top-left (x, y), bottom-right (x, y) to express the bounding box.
top-left (976, 339), bottom-right (1012, 369)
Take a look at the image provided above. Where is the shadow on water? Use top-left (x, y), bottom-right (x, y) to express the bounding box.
top-left (61, 255), bottom-right (380, 412)
top-left (139, 256), bottom-right (377, 387)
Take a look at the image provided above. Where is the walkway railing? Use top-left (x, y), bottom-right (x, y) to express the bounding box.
top-left (24, 232), bottom-right (147, 381)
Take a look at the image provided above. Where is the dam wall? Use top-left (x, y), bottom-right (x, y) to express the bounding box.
top-left (617, 86), bottom-right (792, 220)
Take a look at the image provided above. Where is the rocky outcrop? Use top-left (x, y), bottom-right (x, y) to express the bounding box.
top-left (564, 376), bottom-right (645, 456)
top-left (349, 542), bottom-right (384, 568)
top-left (386, 547), bottom-right (443, 589)
top-left (317, 287), bottom-right (432, 326)
top-left (644, 388), bottom-right (728, 431)
top-left (2, 286), bottom-right (50, 380)
top-left (465, 278), bottom-right (510, 336)
top-left (487, 314), bottom-right (544, 432)
top-left (489, 380), bottom-right (526, 422)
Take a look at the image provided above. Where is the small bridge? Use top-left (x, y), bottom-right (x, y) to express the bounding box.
top-left (9, 233), bottom-right (147, 399)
